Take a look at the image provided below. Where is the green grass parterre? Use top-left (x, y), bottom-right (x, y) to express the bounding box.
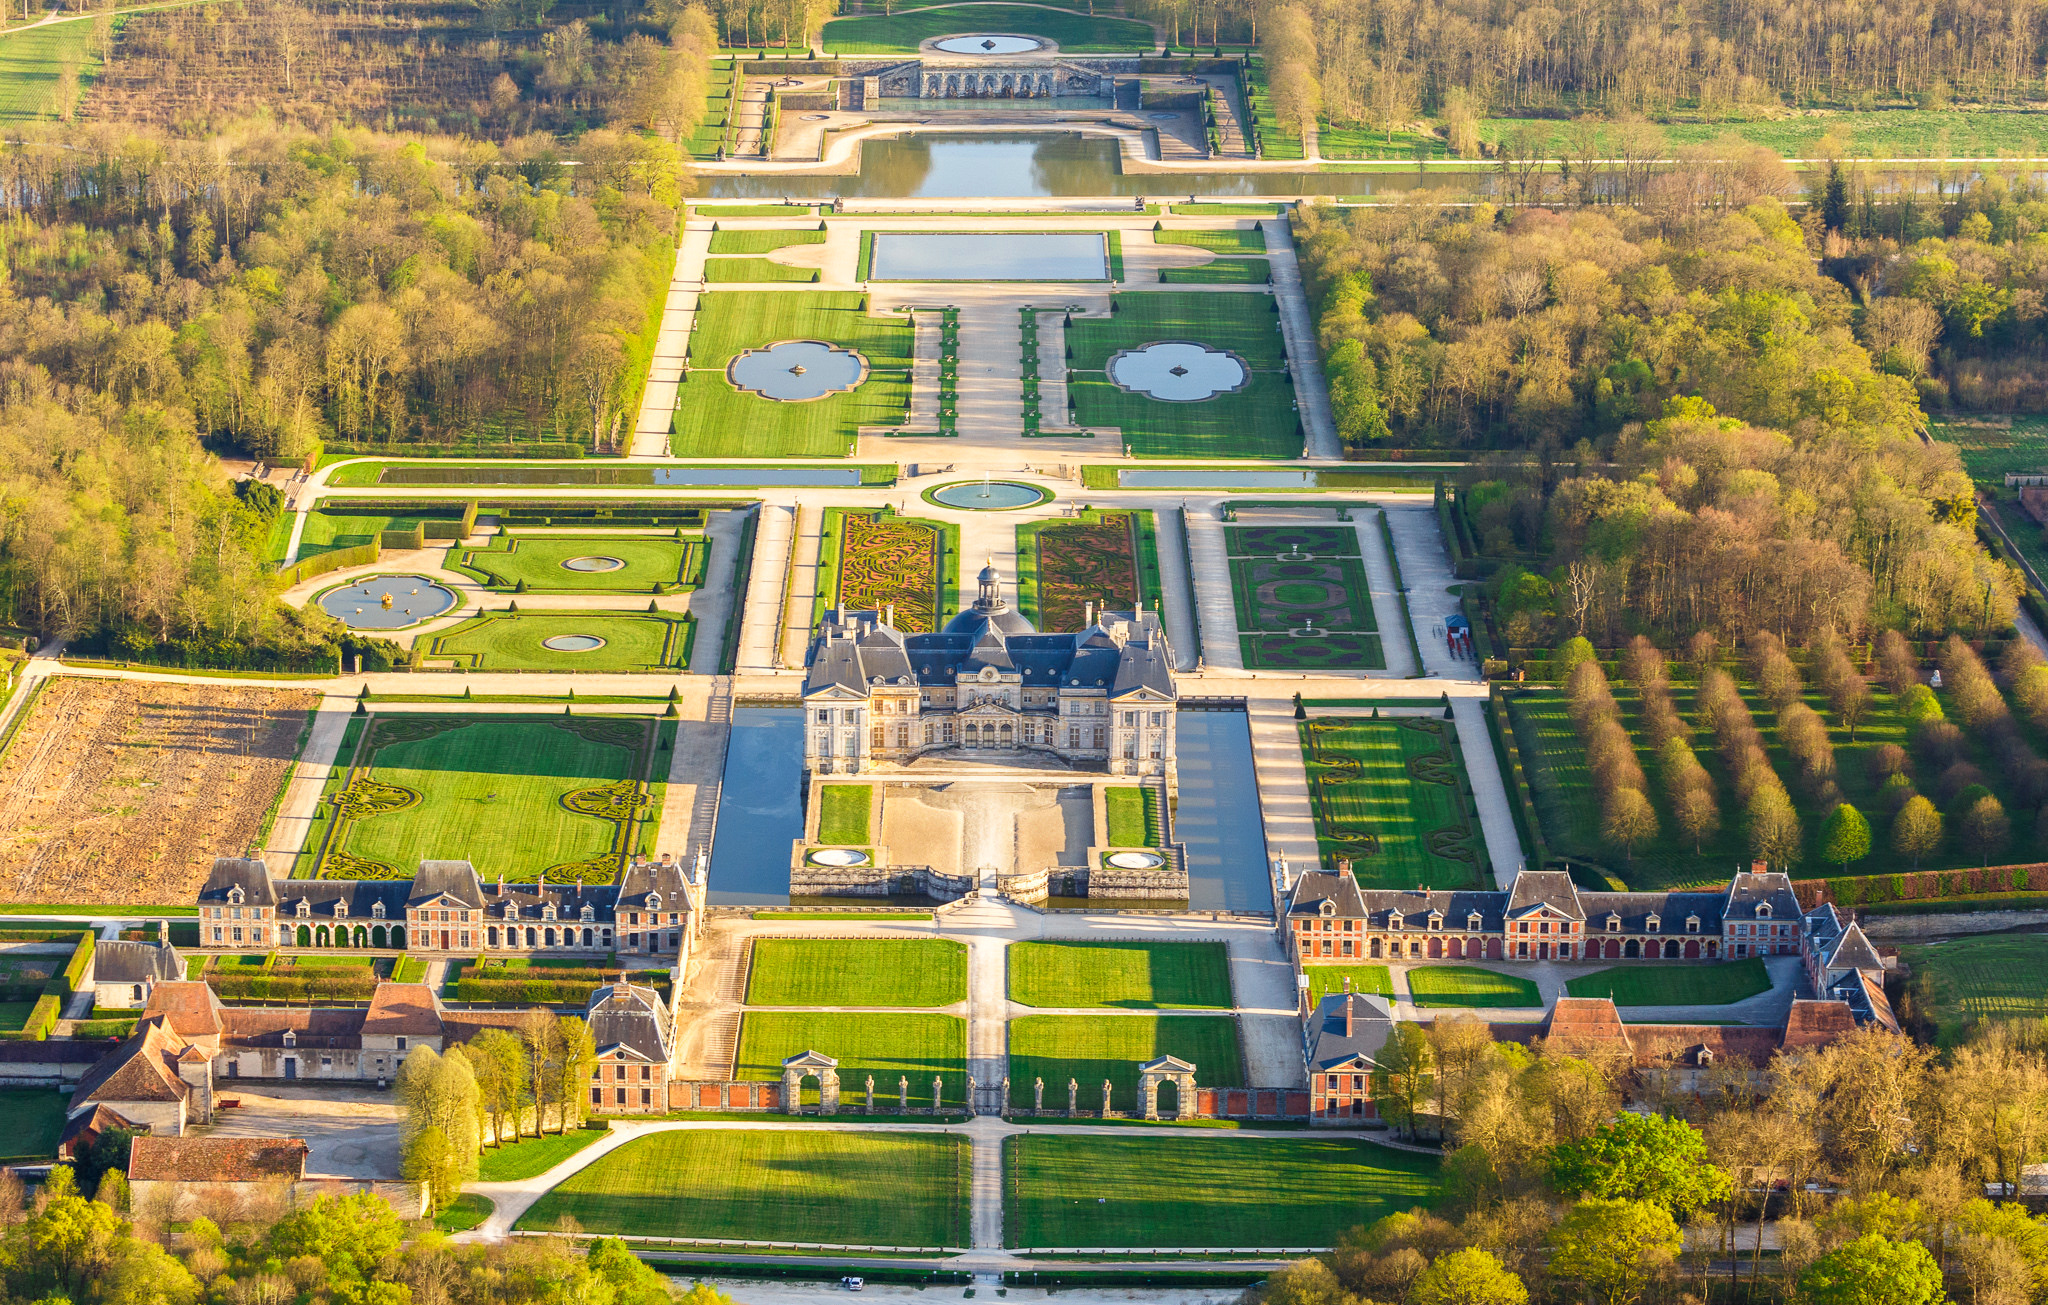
top-left (707, 228), bottom-right (826, 255)
top-left (1406, 965), bottom-right (1541, 1009)
top-left (425, 612), bottom-right (693, 673)
top-left (452, 534), bottom-right (705, 593)
top-left (745, 938), bottom-right (967, 1007)
top-left (1160, 258), bottom-right (1271, 284)
top-left (1008, 941), bottom-right (1233, 1010)
top-left (1154, 227), bottom-right (1267, 255)
top-left (1006, 1014), bottom-right (1243, 1111)
top-left (518, 1129), bottom-right (970, 1247)
top-left (816, 784), bottom-right (872, 845)
top-left (736, 1012), bottom-right (969, 1106)
top-left (1564, 958), bottom-right (1773, 1006)
top-left (704, 258), bottom-right (820, 283)
top-left (1298, 717), bottom-right (1489, 890)
top-left (822, 5), bottom-right (1155, 53)
top-left (1302, 965), bottom-right (1394, 1004)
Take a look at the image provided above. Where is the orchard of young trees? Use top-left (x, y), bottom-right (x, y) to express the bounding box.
top-left (1254, 1018), bottom-right (2048, 1305)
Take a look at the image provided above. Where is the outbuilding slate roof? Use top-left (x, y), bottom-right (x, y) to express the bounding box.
top-left (198, 857), bottom-right (277, 907)
top-left (588, 982), bottom-right (671, 1064)
top-left (1302, 991), bottom-right (1396, 1072)
top-left (1285, 871), bottom-right (1367, 918)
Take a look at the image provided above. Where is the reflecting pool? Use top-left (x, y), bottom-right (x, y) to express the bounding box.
top-left (707, 706), bottom-right (807, 905)
top-left (375, 465), bottom-right (864, 487)
top-left (1108, 342), bottom-right (1248, 400)
top-left (1174, 708), bottom-right (1273, 912)
top-left (932, 34), bottom-right (1045, 52)
top-left (316, 575), bottom-right (458, 629)
top-left (871, 231), bottom-right (1107, 280)
top-left (727, 340), bottom-right (867, 401)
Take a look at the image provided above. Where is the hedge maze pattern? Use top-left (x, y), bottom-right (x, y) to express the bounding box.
top-left (1300, 716), bottom-right (1488, 890)
top-left (1226, 526), bottom-right (1383, 670)
top-left (1036, 515), bottom-right (1142, 630)
top-left (836, 511), bottom-right (942, 633)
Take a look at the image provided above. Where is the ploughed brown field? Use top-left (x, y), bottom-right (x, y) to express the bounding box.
top-left (0, 677), bottom-right (314, 904)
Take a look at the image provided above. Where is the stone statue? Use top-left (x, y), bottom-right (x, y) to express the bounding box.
top-left (1102, 1079), bottom-right (1113, 1117)
top-left (865, 1075), bottom-right (876, 1115)
top-left (1034, 1077), bottom-right (1044, 1112)
top-left (1068, 1078), bottom-right (1079, 1117)
top-left (934, 1075), bottom-right (944, 1115)
top-left (900, 1076), bottom-right (910, 1112)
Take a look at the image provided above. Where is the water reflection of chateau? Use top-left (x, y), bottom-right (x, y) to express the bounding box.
top-left (802, 565), bottom-right (1176, 778)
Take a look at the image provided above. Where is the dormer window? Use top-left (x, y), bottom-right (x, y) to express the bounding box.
top-left (1466, 913), bottom-right (1482, 931)
top-left (647, 892), bottom-right (663, 911)
top-left (1606, 915), bottom-right (1621, 933)
top-left (283, 1030), bottom-right (297, 1047)
top-left (543, 905), bottom-right (556, 921)
top-left (1388, 912), bottom-right (1404, 931)
top-left (296, 900), bottom-right (311, 918)
top-left (1646, 915), bottom-right (1661, 933)
top-left (334, 901), bottom-right (347, 919)
top-left (1686, 915), bottom-right (1701, 934)
top-left (228, 885), bottom-right (245, 905)
top-left (1428, 913), bottom-right (1443, 931)
top-left (1757, 904), bottom-right (1772, 919)
top-left (372, 901), bottom-right (387, 919)
top-left (1319, 901), bottom-right (1335, 918)
top-left (581, 905), bottom-right (595, 922)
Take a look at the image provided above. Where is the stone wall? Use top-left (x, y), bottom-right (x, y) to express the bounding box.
top-left (1007, 1087), bottom-right (1309, 1120)
top-left (669, 1080), bottom-right (784, 1111)
top-left (1854, 909), bottom-right (2048, 940)
top-left (788, 864), bottom-right (974, 900)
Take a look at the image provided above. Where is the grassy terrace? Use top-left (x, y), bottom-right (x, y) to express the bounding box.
top-left (1303, 965), bottom-right (1393, 1004)
top-left (451, 534), bottom-right (705, 593)
top-left (1300, 717), bottom-right (1488, 889)
top-left (744, 938), bottom-right (967, 1007)
top-left (1005, 1135), bottom-right (1438, 1248)
top-left (673, 293), bottom-right (914, 458)
top-left (1008, 940), bottom-right (1232, 1009)
top-left (706, 228), bottom-right (825, 255)
top-left (1154, 227), bottom-right (1267, 255)
top-left (822, 4), bottom-right (1155, 52)
top-left (1006, 1015), bottom-right (1242, 1110)
top-left (816, 784), bottom-right (871, 844)
top-left (736, 1012), bottom-right (968, 1106)
top-left (704, 258), bottom-right (818, 283)
top-left (424, 612), bottom-right (693, 673)
top-left (1564, 959), bottom-right (1773, 1007)
top-left (518, 1130), bottom-right (970, 1247)
top-left (1406, 966), bottom-right (1541, 1009)
top-left (1161, 258), bottom-right (1270, 284)
top-left (1901, 935), bottom-right (2048, 1046)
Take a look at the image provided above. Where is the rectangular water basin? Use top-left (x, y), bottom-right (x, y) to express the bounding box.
top-left (374, 465), bottom-right (863, 487)
top-left (1120, 470), bottom-right (1318, 489)
top-left (869, 231), bottom-right (1108, 281)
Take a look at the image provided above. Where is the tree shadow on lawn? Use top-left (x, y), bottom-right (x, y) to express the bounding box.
top-left (366, 719), bottom-right (647, 781)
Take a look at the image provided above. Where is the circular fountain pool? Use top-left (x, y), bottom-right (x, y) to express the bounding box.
top-left (933, 34), bottom-right (1046, 53)
top-left (542, 634), bottom-right (608, 652)
top-left (1106, 850), bottom-right (1166, 869)
top-left (728, 340), bottom-right (867, 401)
top-left (316, 576), bottom-right (458, 629)
top-left (1107, 341), bottom-right (1249, 401)
top-left (926, 480), bottom-right (1051, 510)
top-left (561, 556), bottom-right (626, 572)
top-left (809, 847), bottom-right (872, 866)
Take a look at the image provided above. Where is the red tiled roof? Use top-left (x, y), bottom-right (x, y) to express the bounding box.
top-left (141, 981), bottom-right (226, 1039)
top-left (1782, 999), bottom-right (1860, 1049)
top-left (362, 984), bottom-right (445, 1037)
top-left (1543, 997), bottom-right (1635, 1047)
top-left (71, 1017), bottom-right (192, 1108)
top-left (129, 1135), bottom-right (307, 1182)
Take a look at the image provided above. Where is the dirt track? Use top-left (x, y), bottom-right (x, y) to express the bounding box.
top-left (0, 678), bottom-right (316, 903)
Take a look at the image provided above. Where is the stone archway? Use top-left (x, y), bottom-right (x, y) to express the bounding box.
top-left (782, 1050), bottom-right (842, 1115)
top-left (1138, 1055), bottom-right (1196, 1120)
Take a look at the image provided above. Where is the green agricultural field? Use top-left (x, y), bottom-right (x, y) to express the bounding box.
top-left (1006, 1134), bottom-right (1439, 1248)
top-left (1564, 959), bottom-right (1773, 1007)
top-left (424, 612), bottom-right (694, 673)
top-left (736, 1012), bottom-right (968, 1107)
top-left (707, 228), bottom-right (826, 255)
top-left (703, 258), bottom-right (820, 283)
top-left (0, 1088), bottom-right (66, 1159)
top-left (816, 784), bottom-right (872, 844)
top-left (673, 292), bottom-right (914, 458)
top-left (1901, 935), bottom-right (2048, 1046)
top-left (478, 1127), bottom-right (608, 1181)
top-left (1160, 258), bottom-right (1271, 284)
top-left (452, 534), bottom-right (705, 593)
top-left (313, 715), bottom-right (660, 883)
top-left (1299, 717), bottom-right (1488, 890)
top-left (0, 21), bottom-right (103, 122)
top-left (745, 939), bottom-right (967, 1007)
top-left (1931, 418), bottom-right (2048, 584)
top-left (1502, 673), bottom-right (2004, 890)
top-left (1006, 1015), bottom-right (1242, 1110)
top-left (518, 1129), bottom-right (969, 1247)
top-left (1009, 941), bottom-right (1233, 1009)
top-left (1155, 227), bottom-right (1268, 255)
top-left (1303, 965), bottom-right (1394, 1004)
top-left (1015, 509), bottom-right (1162, 629)
top-left (822, 4), bottom-right (1155, 53)
top-left (1405, 966), bottom-right (1541, 1009)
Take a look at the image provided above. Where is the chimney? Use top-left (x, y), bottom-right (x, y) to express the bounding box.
top-left (885, 603), bottom-right (896, 626)
top-left (1345, 994), bottom-right (1355, 1039)
top-left (157, 919), bottom-right (169, 945)
top-left (1084, 601), bottom-right (1096, 627)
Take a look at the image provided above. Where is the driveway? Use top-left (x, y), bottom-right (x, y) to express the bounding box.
top-left (200, 1083), bottom-right (405, 1180)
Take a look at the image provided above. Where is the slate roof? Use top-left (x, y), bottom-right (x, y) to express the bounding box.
top-left (615, 856), bottom-right (693, 912)
top-left (1504, 870), bottom-right (1586, 921)
top-left (198, 857), bottom-right (276, 907)
top-left (94, 939), bottom-right (183, 987)
top-left (1578, 890), bottom-right (1725, 934)
top-left (1721, 868), bottom-right (1801, 921)
top-left (1303, 991), bottom-right (1396, 1072)
top-left (1285, 871), bottom-right (1366, 918)
top-left (1357, 889), bottom-right (1507, 932)
top-left (587, 982), bottom-right (671, 1064)
top-left (275, 881), bottom-right (411, 921)
top-left (129, 1135), bottom-right (308, 1182)
top-left (409, 861), bottom-right (486, 909)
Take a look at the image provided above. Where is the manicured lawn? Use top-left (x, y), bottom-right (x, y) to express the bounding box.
top-left (517, 1129), bottom-right (969, 1247)
top-left (1564, 959), bottom-right (1773, 1007)
top-left (1066, 292), bottom-right (1287, 371)
top-left (435, 1193), bottom-right (494, 1233)
top-left (1005, 1134), bottom-right (1439, 1248)
top-left (1155, 227), bottom-right (1267, 255)
top-left (1902, 935), bottom-right (2048, 1046)
top-left (1226, 523), bottom-right (1381, 669)
top-left (1303, 965), bottom-right (1393, 1004)
top-left (1070, 372), bottom-right (1302, 459)
top-left (1103, 787), bottom-right (1152, 847)
top-left (297, 507), bottom-right (438, 560)
top-left (745, 939), bottom-right (967, 1007)
top-left (478, 1128), bottom-right (609, 1182)
top-left (815, 784), bottom-right (872, 844)
top-left (1008, 941), bottom-right (1233, 1009)
top-left (823, 4), bottom-right (1155, 52)
top-left (0, 1088), bottom-right (66, 1159)
top-left (0, 1001), bottom-right (35, 1034)
top-left (1478, 110), bottom-right (2048, 160)
top-left (1160, 258), bottom-right (1271, 284)
top-left (707, 228), bottom-right (826, 255)
top-left (452, 534), bottom-right (705, 593)
top-left (425, 611), bottom-right (694, 673)
top-left (327, 716), bottom-right (652, 883)
top-left (1299, 718), bottom-right (1488, 890)
top-left (736, 1012), bottom-right (968, 1107)
top-left (673, 292), bottom-right (914, 458)
top-left (704, 257), bottom-right (819, 283)
top-left (1006, 1015), bottom-right (1242, 1111)
top-left (1405, 966), bottom-right (1541, 1009)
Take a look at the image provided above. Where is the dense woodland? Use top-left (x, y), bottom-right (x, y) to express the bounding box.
top-left (1237, 0), bottom-right (2048, 141)
top-left (1247, 1019), bottom-right (2048, 1305)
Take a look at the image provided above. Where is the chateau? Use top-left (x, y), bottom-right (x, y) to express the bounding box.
top-left (802, 564), bottom-right (1177, 778)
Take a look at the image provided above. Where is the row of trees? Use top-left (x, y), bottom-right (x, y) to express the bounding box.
top-left (1265, 1018), bottom-right (2048, 1305)
top-left (1619, 637), bottom-right (1720, 854)
top-left (1562, 655), bottom-right (1657, 861)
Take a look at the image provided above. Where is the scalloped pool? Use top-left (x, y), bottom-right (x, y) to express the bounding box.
top-left (318, 576), bottom-right (457, 629)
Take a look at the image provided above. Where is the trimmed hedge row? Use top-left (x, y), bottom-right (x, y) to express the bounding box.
top-left (1797, 864), bottom-right (2045, 909)
top-left (1486, 687), bottom-right (1551, 871)
top-left (0, 930), bottom-right (88, 1041)
top-left (210, 972), bottom-right (381, 1001)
